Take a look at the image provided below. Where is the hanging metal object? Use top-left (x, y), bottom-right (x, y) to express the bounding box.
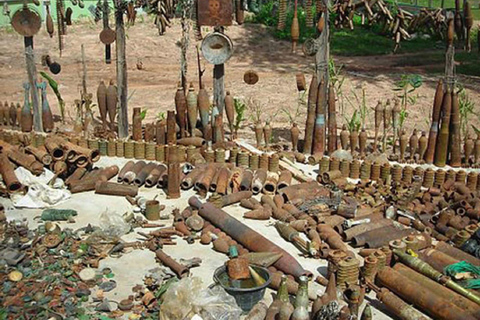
top-left (200, 32), bottom-right (233, 65)
top-left (11, 6), bottom-right (41, 37)
top-left (197, 0), bottom-right (233, 26)
top-left (244, 70), bottom-right (259, 85)
top-left (100, 27), bottom-right (116, 45)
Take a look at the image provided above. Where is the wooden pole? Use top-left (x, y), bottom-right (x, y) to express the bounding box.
top-left (103, 0), bottom-right (111, 64)
top-left (114, 0), bottom-right (128, 138)
top-left (214, 63), bottom-right (225, 114)
top-left (24, 36), bottom-right (43, 132)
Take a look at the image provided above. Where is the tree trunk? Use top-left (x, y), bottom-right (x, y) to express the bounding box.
top-left (24, 36), bottom-right (43, 132)
top-left (114, 0), bottom-right (129, 138)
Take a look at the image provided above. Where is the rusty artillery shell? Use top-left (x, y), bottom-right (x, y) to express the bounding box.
top-left (95, 181), bottom-right (138, 197)
top-left (399, 130), bottom-right (408, 161)
top-left (252, 169), bottom-right (267, 195)
top-left (422, 167), bottom-right (434, 188)
top-left (263, 121), bottom-right (272, 148)
top-left (308, 153), bottom-right (322, 165)
top-left (436, 241), bottom-right (480, 266)
top-left (204, 147), bottom-right (214, 163)
top-left (419, 248), bottom-right (459, 273)
top-left (409, 129), bottom-right (418, 160)
top-left (277, 170), bottom-right (292, 190)
top-left (312, 80), bottom-right (326, 155)
top-left (65, 167), bottom-right (87, 186)
top-left (221, 191), bottom-right (253, 207)
top-left (269, 153), bottom-right (280, 173)
top-left (249, 153), bottom-right (259, 169)
top-left (446, 169), bottom-right (456, 182)
top-left (224, 91), bottom-right (235, 139)
top-left (16, 103), bottom-right (22, 130)
top-left (167, 145), bottom-right (180, 199)
top-left (362, 254), bottom-right (378, 281)
top-left (259, 152), bottom-right (269, 170)
top-left (370, 162), bottom-right (381, 181)
top-left (377, 267), bottom-right (476, 320)
top-left (134, 162), bottom-right (156, 186)
top-left (254, 123), bottom-right (263, 148)
top-left (214, 114), bottom-right (225, 144)
top-left (118, 160), bottom-right (135, 182)
top-left (263, 172), bottom-right (279, 195)
top-left (166, 111), bottom-right (176, 145)
top-left (425, 80), bottom-right (444, 163)
top-left (456, 170), bottom-right (467, 184)
top-left (97, 81), bottom-right (108, 128)
top-left (374, 101), bottom-right (384, 152)
top-left (402, 166), bottom-right (413, 184)
top-left (337, 256), bottom-right (360, 290)
top-left (380, 162), bottom-right (390, 182)
top-left (44, 136), bottom-right (65, 161)
top-left (244, 207), bottom-right (272, 220)
top-left (449, 90), bottom-right (462, 167)
top-left (0, 155), bottom-right (22, 192)
top-left (466, 171), bottom-right (478, 191)
top-left (352, 225), bottom-right (414, 248)
top-left (123, 160), bottom-right (146, 184)
top-left (229, 147), bottom-right (239, 163)
top-left (187, 83), bottom-right (198, 136)
top-left (7, 150), bottom-right (43, 175)
top-left (322, 169), bottom-right (342, 184)
top-left (106, 80), bottom-right (117, 130)
top-left (198, 86), bottom-right (210, 130)
top-left (0, 101), bottom-right (6, 125)
top-left (464, 134), bottom-right (474, 165)
top-left (434, 88), bottom-right (452, 167)
top-left (318, 156), bottom-right (329, 175)
top-left (25, 146), bottom-right (52, 165)
top-left (144, 123), bottom-right (155, 143)
top-left (317, 224), bottom-right (348, 252)
top-left (359, 129), bottom-right (367, 158)
top-left (339, 159), bottom-right (350, 178)
top-left (417, 130), bottom-right (428, 162)
top-left (304, 74), bottom-right (318, 154)
top-left (474, 134), bottom-right (480, 164)
top-left (340, 125), bottom-right (349, 150)
top-left (375, 288), bottom-right (428, 320)
top-left (176, 137), bottom-right (206, 147)
top-left (215, 167), bottom-right (230, 195)
top-left (107, 140), bottom-right (116, 156)
top-left (144, 164), bottom-right (166, 188)
top-left (156, 120), bottom-right (166, 145)
top-left (175, 84), bottom-right (187, 138)
top-left (349, 129), bottom-right (359, 154)
top-left (189, 196), bottom-right (310, 278)
top-left (133, 141), bottom-right (145, 159)
top-left (145, 142), bottom-right (156, 160)
top-left (394, 263), bottom-right (480, 316)
top-left (289, 123), bottom-right (300, 152)
top-left (236, 150), bottom-right (249, 168)
top-left (155, 249), bottom-right (189, 278)
top-left (343, 218), bottom-right (393, 241)
top-left (349, 159), bottom-right (360, 179)
top-left (240, 169), bottom-right (253, 191)
top-left (9, 102), bottom-right (16, 127)
top-left (70, 166), bottom-right (119, 193)
top-left (195, 163), bottom-right (216, 196)
top-left (360, 161), bottom-right (371, 180)
top-left (182, 165), bottom-right (204, 190)
top-left (327, 84), bottom-right (337, 154)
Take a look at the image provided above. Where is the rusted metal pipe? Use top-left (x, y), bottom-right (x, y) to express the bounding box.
top-left (7, 149), bottom-right (43, 175)
top-left (118, 160), bottom-right (135, 182)
top-left (123, 161), bottom-right (146, 184)
top-left (24, 146), bottom-right (52, 165)
top-left (377, 267), bottom-right (476, 320)
top-left (277, 170), bottom-right (292, 190)
top-left (252, 169), bottom-right (267, 195)
top-left (0, 155), bottom-right (22, 192)
top-left (352, 225), bottom-right (414, 248)
top-left (221, 191), bottom-right (253, 207)
top-left (303, 74), bottom-right (318, 154)
top-left (434, 88), bottom-right (452, 167)
top-left (145, 164), bottom-right (167, 187)
top-left (240, 169), bottom-right (254, 191)
top-left (425, 80), bottom-right (444, 163)
top-left (373, 287), bottom-right (429, 320)
top-left (134, 162), bottom-right (156, 187)
top-left (189, 196), bottom-right (310, 279)
top-left (167, 145), bottom-right (181, 199)
top-left (155, 249), bottom-right (189, 278)
top-left (312, 80), bottom-right (326, 155)
top-left (95, 181), bottom-right (138, 197)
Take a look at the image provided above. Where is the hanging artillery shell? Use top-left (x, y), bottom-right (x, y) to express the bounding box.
top-left (225, 91), bottom-right (235, 138)
top-left (198, 86), bottom-right (210, 130)
top-left (327, 84), bottom-right (337, 154)
top-left (449, 90), bottom-right (461, 167)
top-left (175, 83), bottom-right (187, 138)
top-left (425, 80), bottom-right (444, 163)
top-left (399, 130), bottom-right (408, 161)
top-left (304, 74), bottom-right (318, 154)
top-left (45, 4), bottom-right (54, 37)
top-left (291, 3), bottom-right (300, 53)
top-left (434, 88), bottom-right (452, 167)
top-left (359, 129), bottom-right (367, 158)
top-left (97, 81), bottom-right (108, 128)
top-left (350, 129), bottom-right (358, 154)
top-left (9, 102), bottom-right (16, 127)
top-left (340, 125), bottom-right (349, 150)
top-left (312, 80), bottom-right (326, 155)
top-left (255, 122), bottom-right (263, 147)
top-left (166, 111), bottom-right (176, 144)
top-left (156, 120), bottom-right (166, 145)
top-left (132, 107), bottom-right (142, 141)
top-left (106, 80), bottom-right (117, 129)
top-left (290, 123), bottom-right (300, 152)
top-left (187, 83), bottom-right (198, 136)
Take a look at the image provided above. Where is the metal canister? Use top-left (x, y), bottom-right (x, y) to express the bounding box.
top-left (145, 142), bottom-right (156, 160)
top-left (215, 148), bottom-right (226, 163)
top-left (269, 153), bottom-right (280, 173)
top-left (116, 140), bottom-right (125, 158)
top-left (134, 141), bottom-right (146, 159)
top-left (98, 140), bottom-right (108, 156)
top-left (350, 160), bottom-right (360, 179)
top-left (107, 140), bottom-right (116, 157)
top-left (249, 153), bottom-right (259, 170)
top-left (156, 145), bottom-right (165, 162)
top-left (124, 140), bottom-right (134, 158)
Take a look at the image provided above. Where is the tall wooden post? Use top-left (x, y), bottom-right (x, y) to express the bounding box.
top-left (213, 27), bottom-right (226, 115)
top-left (103, 0), bottom-right (111, 64)
top-left (24, 36), bottom-right (43, 132)
top-left (114, 0), bottom-right (128, 138)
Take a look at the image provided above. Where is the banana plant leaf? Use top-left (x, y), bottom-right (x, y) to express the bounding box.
top-left (40, 71), bottom-right (65, 123)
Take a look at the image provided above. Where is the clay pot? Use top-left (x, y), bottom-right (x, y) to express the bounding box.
top-left (132, 107), bottom-right (142, 141)
top-left (290, 123), bottom-right (300, 152)
top-left (97, 81), bottom-right (108, 128)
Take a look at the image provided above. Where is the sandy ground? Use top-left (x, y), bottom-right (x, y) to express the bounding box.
top-left (0, 15), bottom-right (479, 143)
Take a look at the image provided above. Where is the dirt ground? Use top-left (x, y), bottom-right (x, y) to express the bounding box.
top-left (1, 15), bottom-right (480, 141)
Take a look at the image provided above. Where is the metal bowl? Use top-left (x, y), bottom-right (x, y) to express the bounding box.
top-left (201, 32), bottom-right (233, 65)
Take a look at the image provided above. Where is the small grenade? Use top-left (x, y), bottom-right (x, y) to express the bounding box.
top-left (409, 128), bottom-right (418, 160)
top-left (264, 121), bottom-right (272, 148)
top-left (225, 91), bottom-right (235, 139)
top-left (255, 122), bottom-right (263, 148)
top-left (106, 80), bottom-right (117, 130)
top-left (21, 82), bottom-right (33, 132)
top-left (340, 124), bottom-right (349, 150)
top-left (464, 134), bottom-right (474, 165)
top-left (291, 122), bottom-right (300, 152)
top-left (359, 128), bottom-right (367, 158)
top-left (46, 4), bottom-right (54, 37)
top-left (418, 131), bottom-right (428, 162)
top-left (399, 130), bottom-right (408, 162)
top-left (186, 83), bottom-right (198, 136)
top-left (475, 133), bottom-right (480, 164)
top-left (132, 107), bottom-right (142, 141)
top-left (9, 102), bottom-right (16, 127)
top-left (291, 0), bottom-right (300, 53)
top-left (350, 129), bottom-right (359, 154)
top-left (97, 81), bottom-right (108, 129)
top-left (226, 246), bottom-right (250, 282)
